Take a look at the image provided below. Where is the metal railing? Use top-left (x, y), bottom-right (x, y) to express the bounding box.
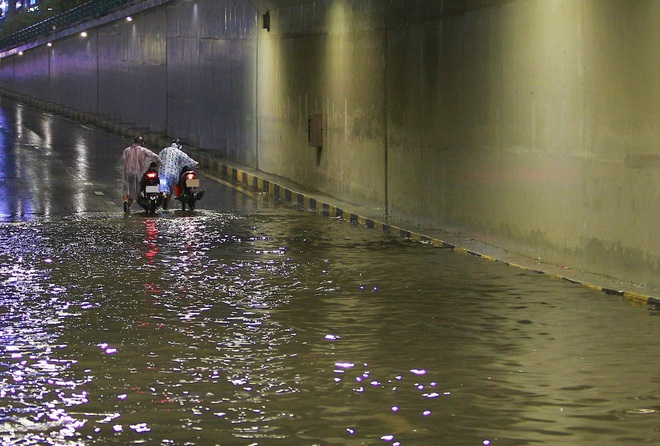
top-left (0, 0), bottom-right (137, 52)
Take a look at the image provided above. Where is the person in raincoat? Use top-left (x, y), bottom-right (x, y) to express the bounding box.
top-left (158, 139), bottom-right (199, 209)
top-left (120, 136), bottom-right (163, 213)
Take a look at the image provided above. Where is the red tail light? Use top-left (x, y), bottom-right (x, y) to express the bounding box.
top-left (185, 172), bottom-right (196, 180)
top-left (146, 171), bottom-right (158, 180)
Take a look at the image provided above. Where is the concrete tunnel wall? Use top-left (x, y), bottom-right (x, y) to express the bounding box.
top-left (0, 0), bottom-right (658, 290)
top-left (0, 0), bottom-right (258, 165)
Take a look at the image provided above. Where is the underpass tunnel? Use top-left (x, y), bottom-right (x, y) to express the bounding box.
top-left (0, 0), bottom-right (658, 293)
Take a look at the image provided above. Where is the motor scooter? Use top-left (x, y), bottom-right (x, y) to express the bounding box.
top-left (136, 162), bottom-right (163, 214)
top-left (174, 166), bottom-right (205, 211)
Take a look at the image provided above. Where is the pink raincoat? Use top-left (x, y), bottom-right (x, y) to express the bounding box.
top-left (120, 143), bottom-right (163, 199)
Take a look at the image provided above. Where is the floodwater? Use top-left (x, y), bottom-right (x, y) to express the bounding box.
top-left (0, 100), bottom-right (659, 445)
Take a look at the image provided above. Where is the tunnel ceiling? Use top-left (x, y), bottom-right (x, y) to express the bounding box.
top-left (246, 0), bottom-right (519, 14)
top-left (247, 0), bottom-right (316, 12)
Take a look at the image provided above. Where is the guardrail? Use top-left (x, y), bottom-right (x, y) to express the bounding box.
top-left (0, 0), bottom-right (137, 52)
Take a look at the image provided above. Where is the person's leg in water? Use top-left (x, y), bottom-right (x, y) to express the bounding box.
top-left (159, 177), bottom-right (171, 210)
top-left (123, 172), bottom-right (138, 213)
top-left (123, 194), bottom-right (131, 213)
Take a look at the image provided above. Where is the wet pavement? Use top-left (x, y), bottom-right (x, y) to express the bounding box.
top-left (0, 101), bottom-right (253, 220)
top-left (0, 98), bottom-right (659, 445)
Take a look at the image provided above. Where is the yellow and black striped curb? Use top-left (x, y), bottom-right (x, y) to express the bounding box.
top-left (2, 88), bottom-right (658, 308)
top-left (197, 153), bottom-right (659, 308)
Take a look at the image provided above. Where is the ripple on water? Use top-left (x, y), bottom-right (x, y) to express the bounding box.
top-left (0, 210), bottom-right (658, 445)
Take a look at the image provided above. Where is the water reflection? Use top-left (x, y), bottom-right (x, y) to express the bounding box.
top-left (142, 217), bottom-right (159, 264)
top-left (0, 210), bottom-right (658, 445)
top-left (0, 226), bottom-right (88, 443)
top-left (72, 134), bottom-right (90, 215)
top-left (0, 105), bottom-right (34, 220)
top-left (0, 101), bottom-right (117, 222)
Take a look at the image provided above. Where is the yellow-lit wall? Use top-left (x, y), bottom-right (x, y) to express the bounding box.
top-left (258, 1), bottom-right (388, 211)
top-left (257, 0), bottom-right (660, 288)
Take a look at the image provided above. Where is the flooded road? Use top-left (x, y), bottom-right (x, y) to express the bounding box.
top-left (0, 99), bottom-right (658, 445)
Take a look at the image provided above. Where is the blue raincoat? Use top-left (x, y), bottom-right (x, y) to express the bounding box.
top-left (158, 143), bottom-right (199, 195)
